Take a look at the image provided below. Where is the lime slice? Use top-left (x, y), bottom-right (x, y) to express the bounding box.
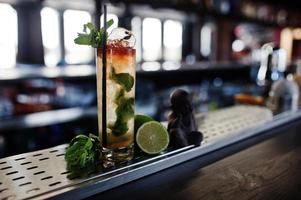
top-left (136, 121), bottom-right (169, 154)
top-left (134, 114), bottom-right (154, 134)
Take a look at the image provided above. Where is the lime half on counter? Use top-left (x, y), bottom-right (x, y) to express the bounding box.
top-left (136, 121), bottom-right (169, 154)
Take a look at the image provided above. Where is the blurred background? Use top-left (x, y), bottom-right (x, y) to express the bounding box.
top-left (1, 0), bottom-right (301, 158)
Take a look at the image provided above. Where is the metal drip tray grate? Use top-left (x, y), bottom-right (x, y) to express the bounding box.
top-left (0, 145), bottom-right (71, 200)
top-left (199, 105), bottom-right (273, 144)
top-left (0, 105), bottom-right (273, 200)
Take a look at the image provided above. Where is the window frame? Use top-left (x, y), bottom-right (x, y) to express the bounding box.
top-left (130, 8), bottom-right (185, 66)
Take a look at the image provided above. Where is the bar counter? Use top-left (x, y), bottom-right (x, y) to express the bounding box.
top-left (96, 116), bottom-right (301, 200)
top-left (0, 106), bottom-right (300, 200)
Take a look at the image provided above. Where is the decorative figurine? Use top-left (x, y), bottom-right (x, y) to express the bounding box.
top-left (167, 89), bottom-right (203, 148)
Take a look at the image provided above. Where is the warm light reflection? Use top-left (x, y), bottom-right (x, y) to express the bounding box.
top-left (41, 7), bottom-right (61, 67)
top-left (143, 18), bottom-right (162, 61)
top-left (293, 28), bottom-right (301, 40)
top-left (164, 20), bottom-right (182, 61)
top-left (280, 28), bottom-right (293, 64)
top-left (0, 3), bottom-right (18, 68)
top-left (64, 10), bottom-right (93, 64)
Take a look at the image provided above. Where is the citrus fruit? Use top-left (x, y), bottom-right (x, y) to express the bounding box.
top-left (136, 121), bottom-right (169, 154)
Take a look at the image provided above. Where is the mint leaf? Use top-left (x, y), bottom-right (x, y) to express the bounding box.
top-left (74, 19), bottom-right (114, 48)
top-left (107, 19), bottom-right (114, 28)
top-left (109, 68), bottom-right (135, 136)
top-left (65, 134), bottom-right (102, 178)
top-left (74, 34), bottom-right (91, 45)
top-left (111, 68), bottom-right (134, 92)
top-left (84, 23), bottom-right (96, 32)
top-left (108, 89), bottom-right (134, 136)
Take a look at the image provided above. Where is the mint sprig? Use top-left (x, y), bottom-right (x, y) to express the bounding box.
top-left (74, 19), bottom-right (114, 48)
top-left (65, 134), bottom-right (102, 178)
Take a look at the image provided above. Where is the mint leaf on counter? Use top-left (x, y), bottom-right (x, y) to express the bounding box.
top-left (74, 19), bottom-right (114, 48)
top-left (65, 134), bottom-right (102, 178)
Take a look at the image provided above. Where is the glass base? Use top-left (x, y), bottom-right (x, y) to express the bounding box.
top-left (102, 144), bottom-right (134, 168)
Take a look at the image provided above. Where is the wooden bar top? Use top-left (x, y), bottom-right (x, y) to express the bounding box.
top-left (90, 120), bottom-right (301, 200)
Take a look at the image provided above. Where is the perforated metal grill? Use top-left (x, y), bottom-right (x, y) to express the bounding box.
top-left (0, 145), bottom-right (73, 200)
top-left (0, 105), bottom-right (272, 200)
top-left (199, 105), bottom-right (273, 144)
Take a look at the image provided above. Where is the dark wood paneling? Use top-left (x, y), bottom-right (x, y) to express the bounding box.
top-left (216, 19), bottom-right (235, 61)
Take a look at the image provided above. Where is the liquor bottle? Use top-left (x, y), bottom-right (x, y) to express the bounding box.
top-left (265, 47), bottom-right (299, 114)
top-left (267, 77), bottom-right (299, 114)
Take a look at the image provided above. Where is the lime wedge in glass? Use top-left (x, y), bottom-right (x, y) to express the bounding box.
top-left (136, 121), bottom-right (169, 154)
top-left (134, 114), bottom-right (154, 134)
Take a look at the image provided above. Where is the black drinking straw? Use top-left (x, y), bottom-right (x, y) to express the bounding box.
top-left (102, 5), bottom-right (107, 147)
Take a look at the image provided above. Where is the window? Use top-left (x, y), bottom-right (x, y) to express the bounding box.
top-left (132, 16), bottom-right (183, 70)
top-left (63, 10), bottom-right (93, 64)
top-left (131, 17), bottom-right (142, 63)
top-left (0, 3), bottom-right (18, 68)
top-left (142, 18), bottom-right (162, 61)
top-left (41, 7), bottom-right (61, 67)
top-left (100, 13), bottom-right (118, 34)
top-left (163, 20), bottom-right (182, 62)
